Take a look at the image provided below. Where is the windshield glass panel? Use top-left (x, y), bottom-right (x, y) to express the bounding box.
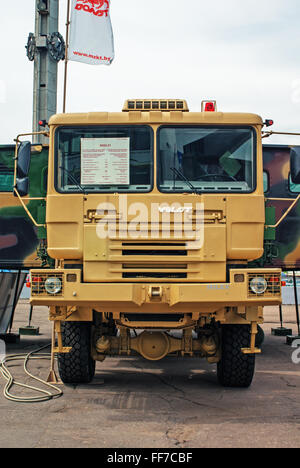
top-left (158, 126), bottom-right (255, 193)
top-left (55, 126), bottom-right (153, 193)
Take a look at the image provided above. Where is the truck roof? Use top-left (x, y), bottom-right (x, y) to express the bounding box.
top-left (49, 111), bottom-right (263, 126)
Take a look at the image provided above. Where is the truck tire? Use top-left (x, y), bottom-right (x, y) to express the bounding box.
top-left (217, 325), bottom-right (255, 388)
top-left (57, 322), bottom-right (95, 384)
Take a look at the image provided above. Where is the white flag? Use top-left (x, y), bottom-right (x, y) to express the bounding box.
top-left (69, 0), bottom-right (114, 66)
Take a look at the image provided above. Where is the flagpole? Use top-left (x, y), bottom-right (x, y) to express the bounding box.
top-left (63, 0), bottom-right (71, 113)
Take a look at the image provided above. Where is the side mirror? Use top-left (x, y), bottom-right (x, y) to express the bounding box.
top-left (14, 177), bottom-right (29, 197)
top-left (290, 146), bottom-right (300, 184)
top-left (17, 141), bottom-right (31, 178)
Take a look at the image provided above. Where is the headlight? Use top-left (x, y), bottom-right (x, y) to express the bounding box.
top-left (44, 277), bottom-right (62, 295)
top-left (250, 277), bottom-right (268, 294)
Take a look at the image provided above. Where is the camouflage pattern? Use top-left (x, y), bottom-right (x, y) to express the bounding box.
top-left (260, 144), bottom-right (300, 271)
top-left (0, 144), bottom-right (49, 269)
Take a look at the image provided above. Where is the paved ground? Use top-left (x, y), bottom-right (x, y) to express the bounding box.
top-left (0, 301), bottom-right (299, 448)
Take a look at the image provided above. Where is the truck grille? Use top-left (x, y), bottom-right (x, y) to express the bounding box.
top-left (122, 242), bottom-right (187, 257)
top-left (119, 241), bottom-right (189, 278)
top-left (84, 212), bottom-right (226, 282)
top-left (122, 272), bottom-right (187, 279)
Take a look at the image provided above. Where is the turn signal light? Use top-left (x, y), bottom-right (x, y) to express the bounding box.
top-left (32, 276), bottom-right (43, 283)
top-left (269, 277), bottom-right (280, 283)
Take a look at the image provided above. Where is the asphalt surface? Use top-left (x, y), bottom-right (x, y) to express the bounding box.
top-left (0, 301), bottom-right (299, 448)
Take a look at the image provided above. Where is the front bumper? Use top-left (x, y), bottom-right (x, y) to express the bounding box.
top-left (30, 268), bottom-right (282, 313)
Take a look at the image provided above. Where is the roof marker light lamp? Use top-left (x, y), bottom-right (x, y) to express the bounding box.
top-left (201, 100), bottom-right (217, 112)
top-left (264, 119), bottom-right (274, 127)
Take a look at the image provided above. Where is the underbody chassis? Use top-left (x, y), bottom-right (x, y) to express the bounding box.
top-left (30, 268), bottom-right (281, 365)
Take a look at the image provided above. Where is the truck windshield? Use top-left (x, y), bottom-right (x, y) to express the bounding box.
top-left (55, 126), bottom-right (153, 193)
top-left (158, 126), bottom-right (255, 193)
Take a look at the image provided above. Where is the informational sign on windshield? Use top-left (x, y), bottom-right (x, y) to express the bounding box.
top-left (81, 138), bottom-right (130, 185)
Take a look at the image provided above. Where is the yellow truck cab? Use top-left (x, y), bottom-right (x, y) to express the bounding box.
top-left (18, 99), bottom-right (282, 387)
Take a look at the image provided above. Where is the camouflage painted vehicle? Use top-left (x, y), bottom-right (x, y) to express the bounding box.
top-left (0, 143), bottom-right (50, 333)
top-left (0, 144), bottom-right (50, 269)
top-left (258, 144), bottom-right (300, 271)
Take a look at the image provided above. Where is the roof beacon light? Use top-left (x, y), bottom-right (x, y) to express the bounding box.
top-left (202, 100), bottom-right (217, 112)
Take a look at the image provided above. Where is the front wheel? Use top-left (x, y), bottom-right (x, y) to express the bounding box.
top-left (217, 325), bottom-right (255, 388)
top-left (57, 322), bottom-right (95, 384)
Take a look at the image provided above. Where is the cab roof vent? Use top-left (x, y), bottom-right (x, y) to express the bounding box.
top-left (123, 99), bottom-right (189, 112)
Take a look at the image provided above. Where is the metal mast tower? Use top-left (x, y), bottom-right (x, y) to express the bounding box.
top-left (26, 0), bottom-right (65, 143)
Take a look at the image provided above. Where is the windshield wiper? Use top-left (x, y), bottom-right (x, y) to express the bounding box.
top-left (170, 167), bottom-right (200, 194)
top-left (59, 166), bottom-right (86, 195)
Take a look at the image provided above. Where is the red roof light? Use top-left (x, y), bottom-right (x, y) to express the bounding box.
top-left (264, 119), bottom-right (274, 127)
top-left (204, 102), bottom-right (216, 112)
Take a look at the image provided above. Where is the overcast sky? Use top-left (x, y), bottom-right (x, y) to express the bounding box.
top-left (1, 0), bottom-right (300, 145)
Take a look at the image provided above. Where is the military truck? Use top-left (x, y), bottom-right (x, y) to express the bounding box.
top-left (11, 99), bottom-right (300, 387)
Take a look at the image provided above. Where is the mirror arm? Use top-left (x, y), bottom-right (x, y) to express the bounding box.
top-left (265, 194), bottom-right (300, 229)
top-left (14, 131), bottom-right (49, 143)
top-left (13, 130), bottom-right (48, 227)
top-left (13, 187), bottom-right (46, 228)
top-left (262, 131), bottom-right (300, 139)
